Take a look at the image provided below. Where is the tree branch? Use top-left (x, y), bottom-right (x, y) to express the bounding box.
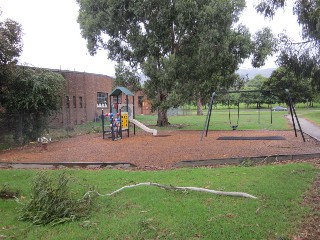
top-left (81, 182), bottom-right (257, 200)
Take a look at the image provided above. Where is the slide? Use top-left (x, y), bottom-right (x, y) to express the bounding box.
top-left (129, 118), bottom-right (157, 136)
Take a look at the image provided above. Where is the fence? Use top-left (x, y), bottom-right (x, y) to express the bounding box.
top-left (167, 106), bottom-right (205, 116)
top-left (0, 113), bottom-right (22, 145)
top-left (0, 112), bottom-right (49, 146)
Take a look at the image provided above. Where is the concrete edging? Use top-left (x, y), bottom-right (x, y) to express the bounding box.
top-left (0, 162), bottom-right (137, 169)
top-left (1, 153), bottom-right (320, 169)
top-left (173, 153), bottom-right (320, 168)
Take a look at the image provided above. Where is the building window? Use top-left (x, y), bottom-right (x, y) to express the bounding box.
top-left (97, 92), bottom-right (108, 108)
top-left (66, 96), bottom-right (70, 108)
top-left (138, 96), bottom-right (143, 108)
top-left (73, 96), bottom-right (76, 108)
top-left (79, 96), bottom-right (83, 108)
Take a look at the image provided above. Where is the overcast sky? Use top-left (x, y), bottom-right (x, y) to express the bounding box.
top-left (0, 0), bottom-right (302, 77)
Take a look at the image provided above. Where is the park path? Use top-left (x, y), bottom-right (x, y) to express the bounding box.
top-left (288, 116), bottom-right (320, 141)
top-left (299, 118), bottom-right (320, 141)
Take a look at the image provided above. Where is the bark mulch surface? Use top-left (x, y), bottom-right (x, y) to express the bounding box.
top-left (0, 130), bottom-right (319, 169)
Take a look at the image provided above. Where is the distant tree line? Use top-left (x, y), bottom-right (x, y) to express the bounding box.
top-left (215, 69), bottom-right (318, 109)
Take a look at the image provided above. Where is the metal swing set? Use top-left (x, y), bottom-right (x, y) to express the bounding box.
top-left (201, 89), bottom-right (305, 142)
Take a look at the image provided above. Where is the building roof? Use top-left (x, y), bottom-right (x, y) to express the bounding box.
top-left (110, 86), bottom-right (134, 96)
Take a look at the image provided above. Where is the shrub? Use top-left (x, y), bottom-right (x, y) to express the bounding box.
top-left (19, 172), bottom-right (95, 226)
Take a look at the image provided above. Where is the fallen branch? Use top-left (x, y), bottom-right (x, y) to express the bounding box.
top-left (81, 182), bottom-right (257, 200)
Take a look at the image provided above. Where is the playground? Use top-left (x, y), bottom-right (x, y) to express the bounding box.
top-left (0, 129), bottom-right (319, 169)
top-left (1, 87), bottom-right (319, 169)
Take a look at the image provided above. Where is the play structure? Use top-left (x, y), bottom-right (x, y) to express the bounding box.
top-left (201, 89), bottom-right (305, 142)
top-left (102, 87), bottom-right (157, 141)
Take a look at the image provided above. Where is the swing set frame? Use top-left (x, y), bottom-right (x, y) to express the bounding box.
top-left (201, 89), bottom-right (305, 142)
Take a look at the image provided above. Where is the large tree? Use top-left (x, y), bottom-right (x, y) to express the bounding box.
top-left (262, 67), bottom-right (313, 105)
top-left (3, 67), bottom-right (66, 142)
top-left (176, 25), bottom-right (276, 115)
top-left (77, 0), bottom-right (275, 125)
top-left (256, 0), bottom-right (320, 90)
top-left (0, 10), bottom-right (66, 143)
top-left (0, 10), bottom-right (23, 106)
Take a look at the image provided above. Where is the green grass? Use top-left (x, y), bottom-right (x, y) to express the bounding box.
top-left (299, 109), bottom-right (320, 126)
top-left (136, 109), bottom-right (290, 131)
top-left (0, 164), bottom-right (318, 239)
top-left (43, 107), bottom-right (318, 140)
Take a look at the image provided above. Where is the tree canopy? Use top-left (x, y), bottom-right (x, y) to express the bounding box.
top-left (114, 61), bottom-right (141, 92)
top-left (3, 67), bottom-right (66, 142)
top-left (0, 10), bottom-right (66, 143)
top-left (256, 0), bottom-right (320, 90)
top-left (0, 10), bottom-right (23, 106)
top-left (0, 10), bottom-right (23, 66)
top-left (4, 67), bottom-right (65, 115)
top-left (77, 0), bottom-right (275, 125)
top-left (262, 67), bottom-right (313, 104)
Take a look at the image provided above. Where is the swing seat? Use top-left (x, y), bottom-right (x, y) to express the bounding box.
top-left (231, 125), bottom-right (238, 130)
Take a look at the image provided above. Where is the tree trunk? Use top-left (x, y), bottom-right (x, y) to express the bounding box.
top-left (156, 90), bottom-right (170, 126)
top-left (196, 94), bottom-right (203, 116)
top-left (157, 108), bottom-right (169, 126)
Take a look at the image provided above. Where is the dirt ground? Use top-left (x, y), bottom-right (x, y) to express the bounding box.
top-left (0, 130), bottom-right (319, 169)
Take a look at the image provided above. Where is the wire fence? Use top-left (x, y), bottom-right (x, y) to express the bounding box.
top-left (167, 106), bottom-right (206, 116)
top-left (0, 112), bottom-right (49, 146)
top-left (0, 113), bottom-right (22, 146)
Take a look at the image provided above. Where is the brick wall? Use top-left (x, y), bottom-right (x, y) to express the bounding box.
top-left (49, 70), bottom-right (154, 128)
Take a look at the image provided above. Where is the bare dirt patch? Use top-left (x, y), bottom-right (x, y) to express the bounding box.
top-left (0, 130), bottom-right (319, 168)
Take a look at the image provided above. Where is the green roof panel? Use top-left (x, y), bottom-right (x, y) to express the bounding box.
top-left (110, 86), bottom-right (134, 96)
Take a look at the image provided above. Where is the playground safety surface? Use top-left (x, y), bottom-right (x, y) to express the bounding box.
top-left (0, 130), bottom-right (319, 169)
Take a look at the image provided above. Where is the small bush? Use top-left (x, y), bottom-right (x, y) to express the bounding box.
top-left (19, 172), bottom-right (95, 226)
top-left (0, 184), bottom-right (20, 199)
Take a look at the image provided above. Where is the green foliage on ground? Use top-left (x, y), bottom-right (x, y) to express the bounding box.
top-left (19, 172), bottom-right (95, 226)
top-left (0, 164), bottom-right (318, 239)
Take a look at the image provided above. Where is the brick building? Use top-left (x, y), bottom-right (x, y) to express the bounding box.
top-left (50, 70), bottom-right (153, 128)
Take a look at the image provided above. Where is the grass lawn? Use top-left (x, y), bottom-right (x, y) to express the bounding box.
top-left (136, 109), bottom-right (291, 131)
top-left (0, 163), bottom-right (318, 239)
top-left (299, 109), bottom-right (320, 126)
